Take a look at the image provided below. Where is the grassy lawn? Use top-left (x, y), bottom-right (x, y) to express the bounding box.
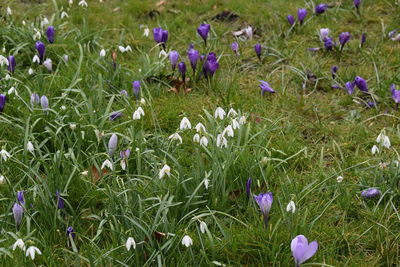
top-left (0, 0), bottom-right (399, 266)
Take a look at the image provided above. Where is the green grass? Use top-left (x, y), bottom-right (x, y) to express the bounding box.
top-left (0, 0), bottom-right (399, 266)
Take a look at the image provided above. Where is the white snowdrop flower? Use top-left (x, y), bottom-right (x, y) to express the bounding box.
top-left (99, 49), bottom-right (106, 57)
top-left (159, 50), bottom-right (167, 58)
top-left (41, 17), bottom-right (49, 28)
top-left (132, 107), bottom-right (145, 120)
top-left (140, 98), bottom-right (146, 105)
top-left (143, 28), bottom-right (150, 37)
top-left (337, 176), bottom-right (344, 183)
top-left (5, 74), bottom-right (10, 80)
top-left (195, 123), bottom-right (206, 133)
top-left (101, 159), bottom-right (113, 170)
top-left (204, 178), bottom-right (209, 189)
top-left (61, 11), bottom-right (69, 19)
top-left (223, 125), bottom-right (234, 137)
top-left (0, 55), bottom-right (9, 66)
top-left (319, 28), bottom-right (330, 41)
top-left (63, 55), bottom-right (69, 62)
top-left (138, 68), bottom-right (142, 72)
top-left (239, 116), bottom-right (246, 125)
top-left (120, 159), bottom-right (126, 170)
top-left (125, 237), bottom-right (136, 251)
top-left (371, 145), bottom-right (379, 155)
top-left (43, 58), bottom-right (52, 72)
top-left (227, 108), bottom-right (237, 117)
top-left (118, 46), bottom-right (132, 53)
top-left (7, 7), bottom-right (12, 16)
top-left (383, 135), bottom-right (391, 148)
top-left (180, 117), bottom-right (192, 130)
top-left (231, 119), bottom-right (240, 130)
top-left (200, 136), bottom-right (208, 147)
top-left (0, 175), bottom-right (5, 184)
top-left (169, 133), bottom-right (182, 144)
top-left (199, 221), bottom-right (207, 234)
top-left (33, 31), bottom-right (41, 41)
top-left (81, 170), bottom-right (88, 176)
top-left (159, 164), bottom-right (171, 179)
top-left (286, 201), bottom-right (296, 213)
top-left (32, 55), bottom-right (40, 64)
top-left (78, 0), bottom-right (88, 7)
top-left (28, 68), bottom-right (34, 75)
top-left (1, 47), bottom-right (5, 53)
top-left (8, 87), bottom-right (16, 95)
top-left (26, 246), bottom-right (41, 260)
top-left (214, 107), bottom-right (226, 120)
top-left (216, 134), bottom-right (228, 148)
top-left (69, 0), bottom-right (73, 5)
top-left (69, 123), bottom-right (77, 130)
top-left (193, 133), bottom-right (200, 143)
top-left (181, 235), bottom-right (193, 247)
top-left (61, 105), bottom-right (66, 111)
top-left (22, 20), bottom-right (26, 26)
top-left (13, 239), bottom-right (25, 251)
top-left (27, 141), bottom-right (34, 153)
top-left (244, 26), bottom-right (253, 39)
top-left (0, 149), bottom-right (11, 161)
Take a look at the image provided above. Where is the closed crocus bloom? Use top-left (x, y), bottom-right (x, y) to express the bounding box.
top-left (361, 188), bottom-right (381, 199)
top-left (354, 0), bottom-right (361, 9)
top-left (361, 33), bottom-right (366, 47)
top-left (7, 56), bottom-right (16, 73)
top-left (260, 80), bottom-right (276, 95)
top-left (17, 191), bottom-right (24, 204)
top-left (345, 81), bottom-right (356, 95)
top-left (254, 192), bottom-right (273, 228)
top-left (246, 178), bottom-right (252, 195)
top-left (43, 58), bottom-right (52, 72)
top-left (13, 202), bottom-right (23, 226)
top-left (133, 80), bottom-right (140, 100)
top-left (120, 149), bottom-right (131, 158)
top-left (254, 44), bottom-right (262, 60)
top-left (203, 52), bottom-right (219, 77)
top-left (56, 190), bottom-right (64, 209)
top-left (287, 15), bottom-right (295, 26)
top-left (108, 134), bottom-right (118, 156)
top-left (153, 27), bottom-right (168, 49)
top-left (35, 41), bottom-right (46, 61)
top-left (231, 42), bottom-right (239, 56)
top-left (355, 76), bottom-right (368, 92)
top-left (30, 93), bottom-right (40, 107)
top-left (331, 66), bottom-right (339, 79)
top-left (169, 51), bottom-right (179, 70)
top-left (66, 226), bottom-right (75, 239)
top-left (46, 26), bottom-right (55, 43)
top-left (110, 112), bottom-right (122, 121)
top-left (40, 95), bottom-right (49, 112)
top-left (178, 61), bottom-right (187, 81)
top-left (319, 28), bottom-right (330, 41)
top-left (390, 84), bottom-right (400, 107)
top-left (187, 49), bottom-right (199, 73)
top-left (315, 4), bottom-right (328, 14)
top-left (339, 32), bottom-right (351, 49)
top-left (197, 23), bottom-right (211, 45)
top-left (0, 94), bottom-right (6, 112)
top-left (291, 235), bottom-right (318, 266)
top-left (323, 37), bottom-right (335, 50)
top-left (297, 8), bottom-right (307, 25)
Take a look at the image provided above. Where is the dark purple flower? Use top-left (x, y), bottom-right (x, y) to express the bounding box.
top-left (46, 26), bottom-right (55, 43)
top-left (291, 235), bottom-right (318, 266)
top-left (187, 49), bottom-right (199, 73)
top-left (231, 42), bottom-right (239, 56)
top-left (13, 203), bottom-right (23, 226)
top-left (345, 81), bottom-right (356, 95)
top-left (169, 51), bottom-right (179, 70)
top-left (120, 149), bottom-right (131, 158)
top-left (315, 4), bottom-right (328, 14)
top-left (287, 15), bottom-right (295, 26)
top-left (66, 226), bottom-right (75, 239)
top-left (339, 32), bottom-right (351, 49)
top-left (331, 66), bottom-right (339, 79)
top-left (323, 37), bottom-right (335, 50)
top-left (178, 61), bottom-right (187, 81)
top-left (354, 0), bottom-right (361, 9)
top-left (355, 76), bottom-right (368, 93)
top-left (366, 101), bottom-right (376, 108)
top-left (153, 27), bottom-right (168, 49)
top-left (197, 24), bottom-right (211, 44)
top-left (390, 84), bottom-right (400, 104)
top-left (17, 191), bottom-right (24, 204)
top-left (110, 112), bottom-right (122, 121)
top-left (35, 41), bottom-right (46, 61)
top-left (361, 188), bottom-right (381, 199)
top-left (260, 80), bottom-right (276, 95)
top-left (133, 80), bottom-right (140, 100)
top-left (7, 56), bottom-right (15, 73)
top-left (0, 94), bottom-right (6, 112)
top-left (361, 33), bottom-right (366, 47)
top-left (30, 93), bottom-right (40, 107)
top-left (297, 9), bottom-right (307, 25)
top-left (56, 190), bottom-right (64, 209)
top-left (254, 44), bottom-right (262, 60)
top-left (202, 53), bottom-right (219, 78)
top-left (246, 178), bottom-right (252, 195)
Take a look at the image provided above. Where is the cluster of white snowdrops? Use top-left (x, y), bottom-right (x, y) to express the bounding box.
top-left (11, 239), bottom-right (42, 260)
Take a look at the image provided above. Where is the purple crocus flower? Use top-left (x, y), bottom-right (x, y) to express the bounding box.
top-left (331, 66), bottom-right (339, 79)
top-left (354, 0), bottom-right (361, 9)
top-left (345, 81), bottom-right (356, 95)
top-left (339, 32), bottom-right (351, 50)
top-left (355, 76), bottom-right (368, 93)
top-left (315, 4), bottom-right (328, 14)
top-left (17, 191), bottom-right (24, 204)
top-left (291, 235), bottom-right (318, 267)
top-left (178, 61), bottom-right (187, 82)
top-left (331, 84), bottom-right (342, 89)
top-left (203, 53), bottom-right (219, 78)
top-left (361, 188), bottom-right (381, 199)
top-left (108, 134), bottom-right (118, 156)
top-left (7, 56), bottom-right (15, 73)
top-left (254, 44), bottom-right (262, 60)
top-left (366, 101), bottom-right (376, 108)
top-left (197, 23), bottom-right (211, 45)
top-left (390, 84), bottom-right (400, 109)
top-left (120, 149), bottom-right (131, 158)
top-left (287, 15), bottom-right (295, 26)
top-left (246, 178), bottom-right (252, 195)
top-left (297, 9), bottom-right (307, 25)
top-left (120, 90), bottom-right (128, 96)
top-left (254, 192), bottom-right (273, 228)
top-left (35, 41), bottom-right (46, 61)
top-left (40, 95), bottom-right (49, 112)
top-left (12, 202), bottom-right (23, 226)
top-left (308, 48), bottom-right (321, 52)
top-left (169, 51), bottom-right (179, 70)
top-left (361, 33), bottom-right (366, 47)
top-left (187, 49), bottom-right (199, 73)
top-left (260, 80), bottom-right (276, 95)
top-left (133, 80), bottom-right (140, 100)
top-left (56, 190), bottom-right (64, 209)
top-left (323, 37), bottom-right (335, 50)
top-left (46, 26), bottom-right (55, 43)
top-left (153, 27), bottom-right (168, 49)
top-left (231, 42), bottom-right (239, 56)
top-left (0, 94), bottom-right (6, 113)
top-left (66, 226), bottom-right (75, 239)
top-left (30, 93), bottom-right (40, 107)
top-left (110, 112), bottom-right (122, 121)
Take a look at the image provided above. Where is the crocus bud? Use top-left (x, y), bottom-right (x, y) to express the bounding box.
top-left (246, 178), bottom-right (252, 195)
top-left (354, 0), bottom-right (361, 9)
top-left (390, 84), bottom-right (400, 108)
top-left (110, 112), bottom-right (122, 121)
top-left (197, 23), bottom-right (211, 45)
top-left (13, 203), bottom-right (23, 226)
top-left (132, 80), bottom-right (140, 100)
top-left (43, 58), bottom-right (52, 72)
top-left (355, 76), bottom-right (368, 92)
top-left (153, 27), bottom-right (168, 49)
top-left (120, 149), bottom-right (131, 158)
top-left (361, 188), bottom-right (381, 199)
top-left (254, 192), bottom-right (273, 228)
top-left (297, 8), bottom-right (307, 25)
top-left (260, 80), bottom-right (276, 95)
top-left (287, 15), bottom-right (295, 26)
top-left (323, 37), bottom-right (335, 50)
top-left (331, 66), bottom-right (339, 79)
top-left (56, 190), bottom-right (64, 209)
top-left (254, 44), bottom-right (262, 60)
top-left (30, 93), bottom-right (40, 107)
top-left (0, 94), bottom-right (6, 113)
top-left (231, 42), bottom-right (239, 56)
top-left (40, 95), bottom-right (49, 112)
top-left (315, 4), bottom-right (328, 14)
top-left (66, 226), bottom-right (75, 239)
top-left (178, 61), bottom-right (187, 81)
top-left (35, 41), bottom-right (46, 61)
top-left (17, 191), bottom-right (24, 204)
top-left (345, 81), bottom-right (356, 95)
top-left (203, 53), bottom-right (219, 78)
top-left (187, 49), bottom-right (199, 73)
top-left (169, 51), bottom-right (179, 70)
top-left (108, 134), bottom-right (118, 156)
top-left (339, 32), bottom-right (351, 49)
top-left (7, 56), bottom-right (15, 73)
top-left (361, 33), bottom-right (366, 47)
top-left (46, 26), bottom-right (55, 43)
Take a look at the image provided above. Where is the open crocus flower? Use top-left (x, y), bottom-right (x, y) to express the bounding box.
top-left (315, 4), bottom-right (328, 14)
top-left (35, 41), bottom-right (46, 61)
top-left (46, 26), bottom-right (55, 43)
top-left (390, 84), bottom-right (400, 108)
top-left (153, 27), bottom-right (168, 49)
top-left (197, 23), bottom-right (211, 45)
top-left (0, 94), bottom-right (6, 112)
top-left (254, 192), bottom-right (273, 228)
top-left (291, 235), bottom-right (318, 266)
top-left (287, 15), bottom-right (295, 26)
top-left (169, 51), bottom-right (179, 70)
top-left (354, 76), bottom-right (368, 93)
top-left (361, 188), bottom-right (381, 199)
top-left (297, 8), bottom-right (307, 25)
top-left (339, 32), bottom-right (351, 50)
top-left (260, 80), bottom-right (276, 95)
